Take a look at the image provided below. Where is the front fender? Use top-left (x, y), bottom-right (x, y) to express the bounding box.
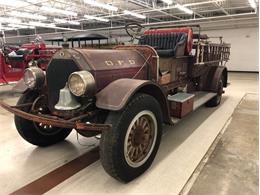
top-left (95, 78), bottom-right (172, 124)
top-left (12, 78), bottom-right (28, 93)
top-left (96, 79), bottom-right (154, 110)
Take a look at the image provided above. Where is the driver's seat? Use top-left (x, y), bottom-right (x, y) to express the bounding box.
top-left (139, 32), bottom-right (187, 57)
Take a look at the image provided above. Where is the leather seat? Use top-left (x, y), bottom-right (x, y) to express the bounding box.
top-left (139, 32), bottom-right (187, 57)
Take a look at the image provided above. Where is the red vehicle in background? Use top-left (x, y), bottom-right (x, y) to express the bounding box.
top-left (0, 40), bottom-right (61, 85)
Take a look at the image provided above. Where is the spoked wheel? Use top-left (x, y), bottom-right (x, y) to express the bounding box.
top-left (100, 93), bottom-right (162, 182)
top-left (14, 91), bottom-right (72, 147)
top-left (31, 95), bottom-right (63, 136)
top-left (124, 110), bottom-right (157, 168)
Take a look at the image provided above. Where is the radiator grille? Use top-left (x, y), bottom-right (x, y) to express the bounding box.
top-left (46, 59), bottom-right (79, 110)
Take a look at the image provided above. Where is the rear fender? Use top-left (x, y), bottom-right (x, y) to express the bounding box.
top-left (204, 66), bottom-right (228, 92)
top-left (95, 78), bottom-right (172, 124)
top-left (210, 66), bottom-right (228, 92)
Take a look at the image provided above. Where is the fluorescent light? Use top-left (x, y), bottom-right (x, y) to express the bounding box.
top-left (8, 11), bottom-right (47, 20)
top-left (84, 0), bottom-right (118, 11)
top-left (175, 4), bottom-right (193, 15)
top-left (123, 10), bottom-right (146, 19)
top-left (0, 0), bottom-right (29, 7)
top-left (84, 15), bottom-right (109, 22)
top-left (8, 23), bottom-right (35, 29)
top-left (0, 26), bottom-right (16, 31)
top-left (54, 18), bottom-right (80, 25)
top-left (29, 21), bottom-right (56, 28)
top-left (0, 23), bottom-right (15, 31)
top-left (0, 17), bottom-right (22, 24)
top-left (40, 6), bottom-right (78, 16)
top-left (248, 0), bottom-right (257, 8)
top-left (161, 0), bottom-right (173, 4)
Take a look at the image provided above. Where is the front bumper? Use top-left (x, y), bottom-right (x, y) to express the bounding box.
top-left (0, 101), bottom-right (111, 132)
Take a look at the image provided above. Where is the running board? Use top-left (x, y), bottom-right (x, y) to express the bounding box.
top-left (193, 91), bottom-right (217, 110)
top-left (170, 91), bottom-right (217, 125)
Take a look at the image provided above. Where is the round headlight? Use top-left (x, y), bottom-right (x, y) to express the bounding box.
top-left (23, 67), bottom-right (45, 89)
top-left (68, 71), bottom-right (96, 97)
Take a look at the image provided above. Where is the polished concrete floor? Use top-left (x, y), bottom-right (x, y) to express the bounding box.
top-left (187, 93), bottom-right (258, 195)
top-left (0, 73), bottom-right (258, 195)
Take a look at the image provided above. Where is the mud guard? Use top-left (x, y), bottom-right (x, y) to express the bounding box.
top-left (95, 78), bottom-right (172, 124)
top-left (210, 66), bottom-right (228, 92)
top-left (12, 79), bottom-right (28, 93)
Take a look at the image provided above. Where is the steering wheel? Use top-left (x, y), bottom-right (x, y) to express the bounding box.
top-left (125, 23), bottom-right (144, 41)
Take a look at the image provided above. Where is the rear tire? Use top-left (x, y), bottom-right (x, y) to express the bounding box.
top-left (14, 91), bottom-right (72, 147)
top-left (206, 76), bottom-right (224, 107)
top-left (100, 93), bottom-right (162, 182)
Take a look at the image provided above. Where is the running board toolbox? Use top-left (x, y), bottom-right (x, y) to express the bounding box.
top-left (168, 91), bottom-right (217, 119)
top-left (168, 93), bottom-right (195, 118)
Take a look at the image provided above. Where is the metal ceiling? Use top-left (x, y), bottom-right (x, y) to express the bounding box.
top-left (0, 0), bottom-right (258, 37)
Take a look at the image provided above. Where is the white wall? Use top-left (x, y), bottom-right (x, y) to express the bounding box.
top-left (205, 27), bottom-right (259, 72)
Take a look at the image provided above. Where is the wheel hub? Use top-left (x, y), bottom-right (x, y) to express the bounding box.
top-left (31, 95), bottom-right (62, 135)
top-left (131, 125), bottom-right (145, 146)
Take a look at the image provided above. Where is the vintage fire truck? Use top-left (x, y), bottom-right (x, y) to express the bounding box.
top-left (0, 41), bottom-right (61, 85)
top-left (0, 24), bottom-right (230, 182)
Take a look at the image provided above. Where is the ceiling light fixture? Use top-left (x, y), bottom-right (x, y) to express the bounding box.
top-left (29, 21), bottom-right (56, 28)
top-left (161, 0), bottom-right (173, 4)
top-left (0, 17), bottom-right (22, 24)
top-left (84, 0), bottom-right (118, 11)
top-left (54, 18), bottom-right (80, 25)
top-left (248, 0), bottom-right (257, 8)
top-left (8, 11), bottom-right (47, 20)
top-left (175, 3), bottom-right (193, 15)
top-left (123, 10), bottom-right (146, 19)
top-left (8, 23), bottom-right (35, 29)
top-left (40, 6), bottom-right (78, 16)
top-left (84, 15), bottom-right (109, 22)
top-left (0, 26), bottom-right (16, 31)
top-left (0, 0), bottom-right (29, 7)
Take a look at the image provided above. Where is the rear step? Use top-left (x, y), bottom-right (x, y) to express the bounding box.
top-left (169, 91), bottom-right (217, 125)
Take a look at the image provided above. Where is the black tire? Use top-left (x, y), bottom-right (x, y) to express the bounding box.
top-left (14, 91), bottom-right (72, 147)
top-left (206, 76), bottom-right (224, 107)
top-left (100, 93), bottom-right (163, 182)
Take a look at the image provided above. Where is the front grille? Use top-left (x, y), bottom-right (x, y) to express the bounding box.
top-left (46, 59), bottom-right (80, 110)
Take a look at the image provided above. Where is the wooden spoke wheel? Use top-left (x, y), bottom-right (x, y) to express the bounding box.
top-left (100, 93), bottom-right (162, 182)
top-left (124, 110), bottom-right (157, 168)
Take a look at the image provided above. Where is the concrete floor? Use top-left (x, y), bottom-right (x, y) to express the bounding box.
top-left (187, 93), bottom-right (258, 195)
top-left (0, 73), bottom-right (258, 195)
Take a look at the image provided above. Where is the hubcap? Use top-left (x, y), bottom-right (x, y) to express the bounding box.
top-left (31, 95), bottom-right (62, 135)
top-left (124, 110), bottom-right (157, 168)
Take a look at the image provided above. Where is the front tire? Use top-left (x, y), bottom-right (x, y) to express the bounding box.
top-left (100, 93), bottom-right (162, 182)
top-left (14, 91), bottom-right (72, 147)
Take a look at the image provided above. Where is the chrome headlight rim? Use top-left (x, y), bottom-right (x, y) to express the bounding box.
top-left (23, 67), bottom-right (45, 89)
top-left (68, 71), bottom-right (96, 97)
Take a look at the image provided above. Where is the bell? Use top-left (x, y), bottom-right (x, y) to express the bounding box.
top-left (55, 83), bottom-right (81, 110)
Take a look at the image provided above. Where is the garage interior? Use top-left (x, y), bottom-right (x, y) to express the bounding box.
top-left (0, 0), bottom-right (259, 195)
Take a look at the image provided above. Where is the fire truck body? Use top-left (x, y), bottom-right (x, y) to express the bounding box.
top-left (0, 25), bottom-right (230, 182)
